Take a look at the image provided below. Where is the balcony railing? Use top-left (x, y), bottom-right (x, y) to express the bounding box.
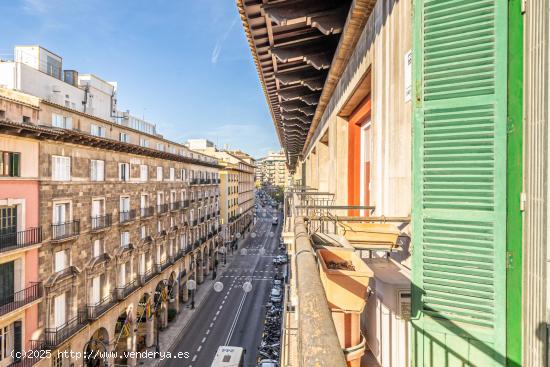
top-left (184, 245), bottom-right (192, 254)
top-left (91, 214), bottom-right (112, 231)
top-left (157, 203), bottom-right (169, 214)
top-left (44, 311), bottom-right (88, 348)
top-left (192, 219), bottom-right (198, 226)
top-left (193, 240), bottom-right (200, 248)
top-left (139, 268), bottom-right (157, 285)
top-left (141, 206), bottom-right (154, 218)
top-left (170, 201), bottom-right (181, 211)
top-left (182, 199), bottom-right (190, 208)
top-left (9, 340), bottom-right (47, 367)
top-left (116, 279), bottom-right (138, 300)
top-left (0, 227), bottom-right (42, 253)
top-left (119, 209), bottom-right (137, 223)
top-left (155, 259), bottom-right (170, 273)
top-left (0, 282), bottom-right (42, 316)
top-left (51, 220), bottom-right (80, 241)
top-left (87, 294), bottom-right (115, 320)
top-left (207, 214), bottom-right (211, 220)
top-left (191, 178), bottom-right (200, 185)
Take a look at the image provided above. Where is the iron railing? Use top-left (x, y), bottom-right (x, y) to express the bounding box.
top-left (0, 227), bottom-right (42, 253)
top-left (0, 282), bottom-right (42, 316)
top-left (87, 294), bottom-right (115, 320)
top-left (44, 311), bottom-right (88, 348)
top-left (9, 340), bottom-right (46, 367)
top-left (139, 268), bottom-right (156, 285)
top-left (91, 214), bottom-right (112, 231)
top-left (155, 259), bottom-right (170, 273)
top-left (157, 203), bottom-right (169, 214)
top-left (141, 206), bottom-right (154, 218)
top-left (119, 209), bottom-right (136, 223)
top-left (170, 201), bottom-right (181, 211)
top-left (51, 220), bottom-right (80, 240)
top-left (115, 279), bottom-right (138, 300)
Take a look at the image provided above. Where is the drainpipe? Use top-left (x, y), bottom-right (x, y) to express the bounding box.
top-left (294, 216), bottom-right (346, 367)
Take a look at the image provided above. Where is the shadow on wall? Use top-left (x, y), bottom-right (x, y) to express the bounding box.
top-left (410, 282), bottom-right (520, 367)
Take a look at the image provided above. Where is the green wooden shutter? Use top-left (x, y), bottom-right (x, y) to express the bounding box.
top-left (411, 0), bottom-right (508, 366)
top-left (11, 153), bottom-right (20, 177)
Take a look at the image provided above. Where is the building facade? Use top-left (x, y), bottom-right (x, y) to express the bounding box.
top-left (186, 140), bottom-right (256, 249)
top-left (0, 87), bottom-right (223, 367)
top-left (257, 150), bottom-right (288, 188)
top-left (0, 89), bottom-right (43, 367)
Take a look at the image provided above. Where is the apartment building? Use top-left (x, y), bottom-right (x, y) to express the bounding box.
top-left (0, 87), bottom-right (222, 367)
top-left (0, 89), bottom-right (43, 367)
top-left (187, 140), bottom-right (256, 246)
top-left (218, 161), bottom-right (239, 247)
top-left (257, 150), bottom-right (288, 188)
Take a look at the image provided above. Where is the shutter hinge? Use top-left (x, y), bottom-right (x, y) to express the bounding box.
top-left (520, 192), bottom-right (527, 211)
top-left (521, 0), bottom-right (526, 14)
top-left (506, 251), bottom-right (514, 269)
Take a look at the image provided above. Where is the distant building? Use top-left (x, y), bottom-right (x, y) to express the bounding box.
top-left (257, 150), bottom-right (288, 187)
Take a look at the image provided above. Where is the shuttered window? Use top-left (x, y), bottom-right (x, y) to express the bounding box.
top-left (90, 160), bottom-right (104, 181)
top-left (52, 155), bottom-right (70, 181)
top-left (0, 151), bottom-right (20, 177)
top-left (412, 0), bottom-right (507, 365)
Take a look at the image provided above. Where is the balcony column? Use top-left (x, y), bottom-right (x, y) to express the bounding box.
top-left (145, 313), bottom-right (154, 347)
top-left (126, 318), bottom-right (137, 367)
top-left (197, 257), bottom-right (204, 284)
top-left (170, 281), bottom-right (180, 314)
top-left (181, 280), bottom-right (189, 302)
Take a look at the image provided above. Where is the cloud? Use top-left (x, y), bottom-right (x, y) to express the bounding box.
top-left (211, 17), bottom-right (238, 64)
top-left (22, 0), bottom-right (53, 14)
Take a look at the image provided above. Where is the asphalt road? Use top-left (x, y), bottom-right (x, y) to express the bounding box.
top-left (165, 212), bottom-right (283, 367)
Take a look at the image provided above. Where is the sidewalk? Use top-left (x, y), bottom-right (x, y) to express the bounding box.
top-left (139, 233), bottom-right (251, 367)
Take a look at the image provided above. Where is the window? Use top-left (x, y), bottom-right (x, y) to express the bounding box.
top-left (121, 231), bottom-right (130, 248)
top-left (22, 116), bottom-right (30, 123)
top-left (156, 143), bottom-right (165, 152)
top-left (156, 167), bottom-right (163, 181)
top-left (140, 165), bottom-right (148, 181)
top-left (119, 163), bottom-right (130, 181)
top-left (52, 114), bottom-right (72, 129)
top-left (0, 322), bottom-right (22, 362)
top-left (91, 124), bottom-right (106, 137)
top-left (52, 155), bottom-right (71, 181)
top-left (141, 226), bottom-right (147, 239)
top-left (54, 250), bottom-right (67, 272)
top-left (92, 239), bottom-right (103, 257)
top-left (139, 138), bottom-right (149, 147)
top-left (0, 151), bottom-right (20, 177)
top-left (119, 132), bottom-right (130, 143)
top-left (169, 167), bottom-right (175, 181)
top-left (0, 110), bottom-right (4, 119)
top-left (180, 169), bottom-right (187, 182)
top-left (90, 160), bottom-right (104, 181)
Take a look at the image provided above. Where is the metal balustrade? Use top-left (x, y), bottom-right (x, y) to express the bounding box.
top-left (119, 209), bottom-right (136, 223)
top-left (51, 220), bottom-right (80, 241)
top-left (44, 311), bottom-right (88, 348)
top-left (87, 294), bottom-right (115, 320)
top-left (141, 206), bottom-right (154, 218)
top-left (115, 279), bottom-right (138, 300)
top-left (0, 282), bottom-right (42, 316)
top-left (91, 214), bottom-right (112, 230)
top-left (157, 203), bottom-right (169, 214)
top-left (0, 227), bottom-right (42, 253)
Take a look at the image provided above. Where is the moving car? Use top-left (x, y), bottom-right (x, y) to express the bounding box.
top-left (211, 346), bottom-right (245, 367)
top-left (257, 360), bottom-right (278, 367)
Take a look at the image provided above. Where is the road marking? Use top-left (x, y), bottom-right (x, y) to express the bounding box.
top-left (206, 329), bottom-right (210, 335)
top-left (197, 345), bottom-right (202, 352)
top-left (216, 310), bottom-right (220, 316)
top-left (201, 337), bottom-right (206, 343)
top-left (192, 355), bottom-right (197, 362)
top-left (210, 322), bottom-right (214, 327)
top-left (219, 305), bottom-right (223, 310)
top-left (213, 316), bottom-right (217, 321)
top-left (225, 289), bottom-right (248, 345)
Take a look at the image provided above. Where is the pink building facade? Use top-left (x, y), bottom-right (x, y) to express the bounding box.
top-left (0, 89), bottom-right (43, 365)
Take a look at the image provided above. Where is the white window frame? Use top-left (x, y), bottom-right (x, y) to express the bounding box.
top-left (119, 163), bottom-right (130, 181)
top-left (90, 159), bottom-right (105, 181)
top-left (140, 164), bottom-right (148, 182)
top-left (156, 166), bottom-right (163, 181)
top-left (52, 155), bottom-right (71, 181)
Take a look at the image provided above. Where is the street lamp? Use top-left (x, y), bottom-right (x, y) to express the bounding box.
top-left (188, 278), bottom-right (196, 310)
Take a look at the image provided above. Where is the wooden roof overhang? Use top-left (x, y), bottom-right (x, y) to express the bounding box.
top-left (238, 0), bottom-right (375, 171)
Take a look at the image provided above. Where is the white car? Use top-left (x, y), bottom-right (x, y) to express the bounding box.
top-left (272, 217), bottom-right (278, 225)
top-left (270, 288), bottom-right (282, 303)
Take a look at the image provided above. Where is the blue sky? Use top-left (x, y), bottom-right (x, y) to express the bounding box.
top-left (0, 0), bottom-right (280, 158)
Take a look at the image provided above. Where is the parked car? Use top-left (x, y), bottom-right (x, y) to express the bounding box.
top-left (273, 279), bottom-right (282, 288)
top-left (272, 217), bottom-right (278, 225)
top-left (257, 359), bottom-right (278, 367)
top-left (270, 288), bottom-right (282, 303)
top-left (273, 255), bottom-right (287, 265)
